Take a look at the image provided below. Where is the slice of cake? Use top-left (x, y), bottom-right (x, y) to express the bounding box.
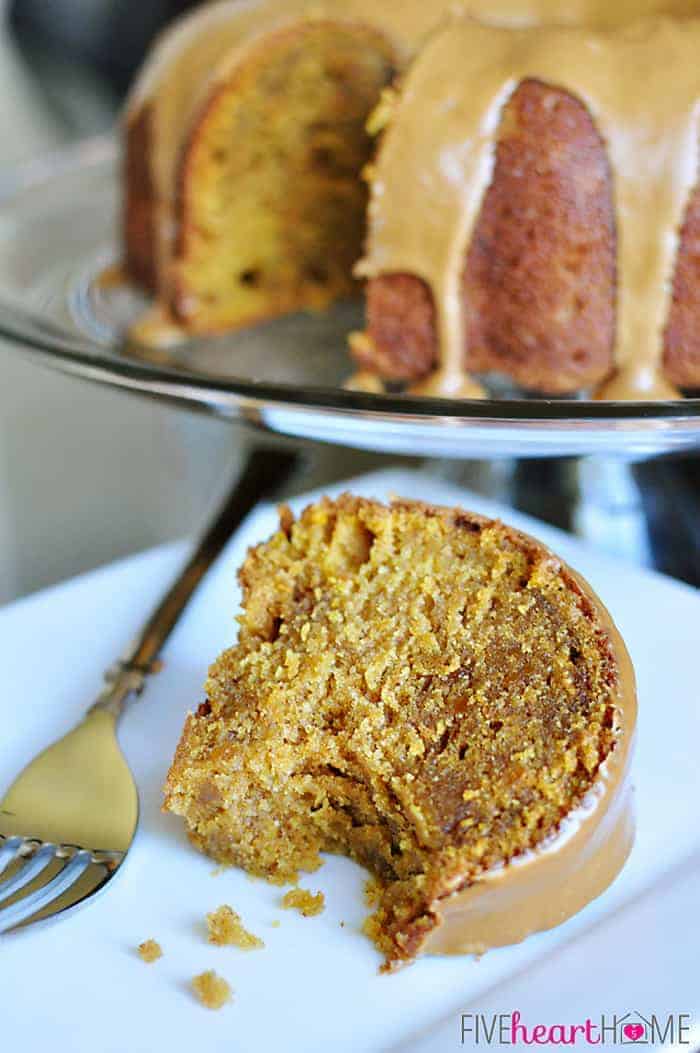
top-left (164, 496), bottom-right (636, 970)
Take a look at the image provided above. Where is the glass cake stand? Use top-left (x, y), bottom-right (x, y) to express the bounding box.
top-left (1, 136), bottom-right (699, 462)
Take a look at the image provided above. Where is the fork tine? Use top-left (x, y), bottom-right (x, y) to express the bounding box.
top-left (0, 844), bottom-right (57, 905)
top-left (0, 849), bottom-right (92, 934)
top-left (10, 859), bottom-right (117, 932)
top-left (0, 837), bottom-right (24, 878)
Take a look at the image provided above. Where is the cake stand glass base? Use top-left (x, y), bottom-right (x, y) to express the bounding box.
top-left (433, 456), bottom-right (658, 571)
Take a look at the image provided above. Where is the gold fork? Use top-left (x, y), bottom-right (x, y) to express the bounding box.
top-left (0, 446), bottom-right (299, 934)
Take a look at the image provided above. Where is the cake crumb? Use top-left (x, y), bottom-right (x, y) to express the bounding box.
top-left (191, 970), bottom-right (232, 1010)
top-left (270, 920), bottom-right (281, 928)
top-left (137, 939), bottom-right (162, 963)
top-left (281, 888), bottom-right (325, 917)
top-left (364, 878), bottom-right (382, 908)
top-left (206, 904), bottom-right (264, 949)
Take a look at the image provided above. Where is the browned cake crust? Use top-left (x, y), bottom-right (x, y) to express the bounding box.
top-left (665, 180), bottom-right (700, 388)
top-left (465, 80), bottom-right (616, 392)
top-left (164, 495), bottom-right (635, 970)
top-left (358, 79), bottom-right (700, 393)
top-left (123, 105), bottom-right (158, 294)
top-left (357, 273), bottom-right (438, 381)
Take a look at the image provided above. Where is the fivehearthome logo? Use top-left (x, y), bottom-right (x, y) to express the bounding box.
top-left (460, 1011), bottom-right (693, 1046)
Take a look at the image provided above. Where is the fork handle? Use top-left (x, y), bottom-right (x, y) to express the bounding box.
top-left (90, 446), bottom-right (300, 718)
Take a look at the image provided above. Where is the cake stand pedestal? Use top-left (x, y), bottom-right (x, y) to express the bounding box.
top-left (434, 456), bottom-right (669, 574)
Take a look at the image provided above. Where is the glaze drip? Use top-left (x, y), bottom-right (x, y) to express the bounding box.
top-left (359, 14), bottom-right (700, 399)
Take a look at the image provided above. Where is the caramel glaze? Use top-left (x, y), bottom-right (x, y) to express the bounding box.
top-left (408, 566), bottom-right (637, 965)
top-left (455, 0), bottom-right (699, 28)
top-left (358, 13), bottom-right (700, 401)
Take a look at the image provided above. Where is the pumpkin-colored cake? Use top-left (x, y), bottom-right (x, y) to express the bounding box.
top-left (166, 19), bottom-right (397, 334)
top-left (164, 496), bottom-right (636, 970)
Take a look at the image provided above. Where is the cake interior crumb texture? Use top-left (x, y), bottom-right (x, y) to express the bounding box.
top-left (191, 970), bottom-right (232, 1010)
top-left (281, 888), bottom-right (325, 917)
top-left (206, 904), bottom-right (265, 949)
top-left (173, 20), bottom-right (397, 333)
top-left (137, 939), bottom-right (163, 963)
top-left (164, 496), bottom-right (619, 969)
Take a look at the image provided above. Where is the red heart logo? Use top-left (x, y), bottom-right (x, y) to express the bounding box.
top-left (623, 1024), bottom-right (645, 1041)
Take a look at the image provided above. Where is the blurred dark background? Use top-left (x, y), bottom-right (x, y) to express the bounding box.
top-left (9, 0), bottom-right (199, 130)
top-left (5, 0), bottom-right (699, 587)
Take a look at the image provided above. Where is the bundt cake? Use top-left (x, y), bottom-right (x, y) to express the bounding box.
top-left (124, 0), bottom-right (700, 398)
top-left (163, 495), bottom-right (636, 970)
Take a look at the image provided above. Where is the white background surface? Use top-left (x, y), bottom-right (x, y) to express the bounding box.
top-left (1, 468), bottom-right (699, 1052)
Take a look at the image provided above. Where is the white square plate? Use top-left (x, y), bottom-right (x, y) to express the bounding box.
top-left (2, 469), bottom-right (699, 1051)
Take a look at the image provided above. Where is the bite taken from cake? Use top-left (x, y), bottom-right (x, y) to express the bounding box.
top-left (163, 496), bottom-right (636, 971)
